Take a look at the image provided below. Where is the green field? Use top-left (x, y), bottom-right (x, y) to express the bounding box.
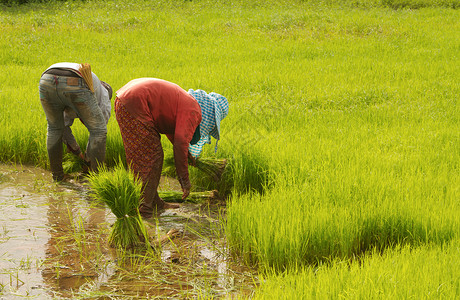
top-left (1, 0), bottom-right (459, 298)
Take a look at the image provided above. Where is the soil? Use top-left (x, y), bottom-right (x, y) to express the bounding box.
top-left (0, 164), bottom-right (256, 299)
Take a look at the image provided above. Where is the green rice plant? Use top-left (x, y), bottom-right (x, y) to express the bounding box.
top-left (193, 158), bottom-right (228, 182)
top-left (227, 166), bottom-right (459, 272)
top-left (188, 145), bottom-right (273, 198)
top-left (104, 124), bottom-right (126, 168)
top-left (87, 162), bottom-right (150, 250)
top-left (161, 154), bottom-right (179, 178)
top-left (62, 152), bottom-right (87, 174)
top-left (163, 155), bottom-right (227, 182)
top-left (0, 173), bottom-right (8, 184)
top-left (252, 241), bottom-right (460, 299)
top-left (66, 206), bottom-right (88, 260)
top-left (382, 0), bottom-right (460, 9)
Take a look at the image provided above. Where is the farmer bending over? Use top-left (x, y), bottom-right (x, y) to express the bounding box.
top-left (39, 62), bottom-right (112, 181)
top-left (115, 78), bottom-right (229, 219)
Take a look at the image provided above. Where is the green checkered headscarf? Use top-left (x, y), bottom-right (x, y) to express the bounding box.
top-left (188, 89), bottom-right (229, 158)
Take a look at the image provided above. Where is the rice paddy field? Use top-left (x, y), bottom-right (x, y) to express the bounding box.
top-left (1, 0), bottom-right (459, 298)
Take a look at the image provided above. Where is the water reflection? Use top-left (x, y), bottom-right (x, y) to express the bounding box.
top-left (41, 178), bottom-right (115, 298)
top-left (0, 165), bottom-right (51, 297)
top-left (0, 164), bottom-right (115, 298)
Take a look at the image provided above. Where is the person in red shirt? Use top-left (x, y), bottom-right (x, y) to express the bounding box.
top-left (115, 78), bottom-right (228, 219)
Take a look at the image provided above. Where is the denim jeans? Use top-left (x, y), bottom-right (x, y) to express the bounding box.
top-left (39, 74), bottom-right (107, 181)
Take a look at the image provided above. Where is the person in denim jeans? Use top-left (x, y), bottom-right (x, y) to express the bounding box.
top-left (39, 63), bottom-right (112, 181)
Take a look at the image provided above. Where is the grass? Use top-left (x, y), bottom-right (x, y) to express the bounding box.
top-left (0, 0), bottom-right (459, 298)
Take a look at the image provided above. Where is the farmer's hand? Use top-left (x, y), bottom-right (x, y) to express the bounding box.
top-left (182, 187), bottom-right (190, 200)
top-left (187, 151), bottom-right (196, 167)
top-left (80, 152), bottom-right (91, 174)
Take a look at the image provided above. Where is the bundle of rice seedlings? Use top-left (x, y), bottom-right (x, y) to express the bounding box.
top-left (159, 190), bottom-right (218, 203)
top-left (63, 153), bottom-right (81, 173)
top-left (78, 63), bottom-right (94, 93)
top-left (87, 163), bottom-right (149, 249)
top-left (63, 153), bottom-right (90, 174)
top-left (194, 158), bottom-right (227, 182)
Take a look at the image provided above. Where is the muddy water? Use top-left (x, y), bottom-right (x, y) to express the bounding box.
top-left (0, 164), bottom-right (256, 299)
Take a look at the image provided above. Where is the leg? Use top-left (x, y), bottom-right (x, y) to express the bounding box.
top-left (138, 144), bottom-right (164, 218)
top-left (66, 89), bottom-right (107, 172)
top-left (115, 99), bottom-right (169, 218)
top-left (138, 132), bottom-right (179, 216)
top-left (139, 128), bottom-right (180, 214)
top-left (39, 76), bottom-right (66, 181)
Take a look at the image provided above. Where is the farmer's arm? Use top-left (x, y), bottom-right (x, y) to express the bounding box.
top-left (63, 126), bottom-right (86, 161)
top-left (167, 134), bottom-right (196, 166)
top-left (92, 73), bottom-right (111, 124)
top-left (62, 112), bottom-right (82, 156)
top-left (172, 110), bottom-right (201, 198)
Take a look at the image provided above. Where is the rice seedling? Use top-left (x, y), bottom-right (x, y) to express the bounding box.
top-left (159, 190), bottom-right (219, 204)
top-left (0, 225), bottom-right (10, 242)
top-left (193, 158), bottom-right (228, 182)
top-left (163, 153), bottom-right (238, 198)
top-left (163, 155), bottom-right (228, 182)
top-left (188, 147), bottom-right (272, 198)
top-left (87, 163), bottom-right (150, 250)
top-left (252, 241), bottom-right (460, 299)
top-left (0, 173), bottom-right (7, 184)
top-left (62, 152), bottom-right (89, 174)
top-left (67, 206), bottom-right (88, 260)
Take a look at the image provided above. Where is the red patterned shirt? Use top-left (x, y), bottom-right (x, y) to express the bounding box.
top-left (116, 78), bottom-right (201, 188)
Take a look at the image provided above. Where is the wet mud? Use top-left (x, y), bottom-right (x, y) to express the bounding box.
top-left (0, 164), bottom-right (256, 299)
